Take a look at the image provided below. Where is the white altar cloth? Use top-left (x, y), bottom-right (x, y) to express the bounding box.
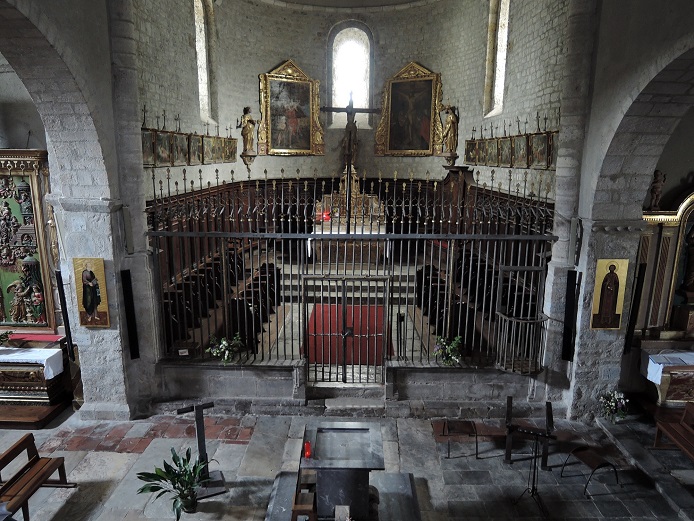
top-left (0, 347), bottom-right (64, 379)
top-left (641, 350), bottom-right (694, 384)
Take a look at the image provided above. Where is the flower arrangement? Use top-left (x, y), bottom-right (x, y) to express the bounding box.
top-left (206, 333), bottom-right (244, 364)
top-left (599, 390), bottom-right (628, 420)
top-left (434, 336), bottom-right (462, 366)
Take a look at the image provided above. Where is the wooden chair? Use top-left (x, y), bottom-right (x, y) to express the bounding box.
top-left (505, 398), bottom-right (556, 470)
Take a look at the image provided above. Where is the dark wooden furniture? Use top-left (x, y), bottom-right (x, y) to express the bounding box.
top-left (441, 418), bottom-right (507, 459)
top-left (560, 446), bottom-right (619, 496)
top-left (505, 398), bottom-right (556, 470)
top-left (0, 433), bottom-right (75, 520)
top-left (653, 401), bottom-right (694, 462)
top-left (291, 468), bottom-right (317, 521)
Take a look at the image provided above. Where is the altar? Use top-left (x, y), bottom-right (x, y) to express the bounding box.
top-left (641, 349), bottom-right (694, 405)
top-left (310, 170), bottom-right (388, 264)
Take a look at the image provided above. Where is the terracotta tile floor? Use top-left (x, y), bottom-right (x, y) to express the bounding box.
top-left (38, 414), bottom-right (252, 454)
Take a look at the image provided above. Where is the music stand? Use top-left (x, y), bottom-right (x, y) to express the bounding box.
top-left (176, 402), bottom-right (226, 499)
top-left (511, 425), bottom-right (556, 517)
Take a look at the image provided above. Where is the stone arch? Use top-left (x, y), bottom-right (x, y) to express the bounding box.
top-left (592, 45), bottom-right (694, 222)
top-left (0, 1), bottom-right (112, 195)
top-left (0, 2), bottom-right (131, 420)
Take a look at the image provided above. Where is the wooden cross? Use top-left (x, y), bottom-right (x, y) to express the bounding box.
top-left (543, 114), bottom-right (548, 132)
top-left (536, 111), bottom-right (540, 133)
top-left (174, 114), bottom-right (181, 132)
top-left (162, 109), bottom-right (167, 130)
top-left (472, 126), bottom-right (476, 139)
top-left (516, 116), bottom-right (521, 135)
top-left (320, 95), bottom-right (380, 233)
top-left (142, 104), bottom-right (147, 128)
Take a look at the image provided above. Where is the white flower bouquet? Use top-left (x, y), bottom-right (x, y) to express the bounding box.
top-left (434, 336), bottom-right (463, 366)
top-left (206, 333), bottom-right (244, 364)
top-left (599, 390), bottom-right (628, 420)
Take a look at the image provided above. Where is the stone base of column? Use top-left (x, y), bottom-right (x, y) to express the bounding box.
top-left (78, 401), bottom-right (132, 421)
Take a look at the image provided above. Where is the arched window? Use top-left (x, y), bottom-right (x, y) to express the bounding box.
top-left (484, 0), bottom-right (510, 117)
top-left (194, 0), bottom-right (216, 122)
top-left (329, 24), bottom-right (372, 128)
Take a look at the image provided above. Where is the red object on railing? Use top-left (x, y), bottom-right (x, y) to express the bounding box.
top-left (304, 440), bottom-right (311, 458)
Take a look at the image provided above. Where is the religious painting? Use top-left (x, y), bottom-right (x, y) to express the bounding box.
top-left (202, 135), bottom-right (215, 164)
top-left (73, 257), bottom-right (110, 328)
top-left (486, 138), bottom-right (499, 167)
top-left (499, 137), bottom-right (512, 167)
top-left (375, 62), bottom-right (443, 156)
top-left (141, 129), bottom-right (154, 166)
top-left (512, 135), bottom-right (529, 168)
top-left (223, 138), bottom-right (238, 163)
top-left (0, 153), bottom-right (56, 331)
top-left (258, 59), bottom-right (324, 156)
top-left (171, 133), bottom-right (189, 166)
top-left (189, 134), bottom-right (202, 166)
top-left (464, 140), bottom-right (477, 165)
top-left (591, 259), bottom-right (628, 330)
top-left (155, 131), bottom-right (172, 167)
top-left (213, 137), bottom-right (224, 163)
top-left (530, 133), bottom-right (549, 169)
top-left (550, 131), bottom-right (559, 169)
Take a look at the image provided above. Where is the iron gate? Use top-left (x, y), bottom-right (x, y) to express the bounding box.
top-left (147, 168), bottom-right (556, 376)
top-left (303, 275), bottom-right (389, 384)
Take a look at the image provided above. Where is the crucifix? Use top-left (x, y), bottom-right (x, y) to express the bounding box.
top-left (472, 126), bottom-right (476, 140)
top-left (543, 114), bottom-right (548, 132)
top-left (320, 94), bottom-right (380, 234)
top-left (516, 116), bottom-right (521, 135)
top-left (142, 104), bottom-right (147, 128)
top-left (174, 114), bottom-right (180, 133)
top-left (162, 109), bottom-right (167, 130)
top-left (536, 111), bottom-right (541, 133)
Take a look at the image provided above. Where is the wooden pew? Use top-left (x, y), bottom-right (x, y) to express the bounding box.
top-left (654, 402), bottom-right (694, 463)
top-left (0, 433), bottom-right (75, 520)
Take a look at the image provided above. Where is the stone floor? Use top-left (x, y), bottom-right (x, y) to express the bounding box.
top-left (0, 405), bottom-right (691, 521)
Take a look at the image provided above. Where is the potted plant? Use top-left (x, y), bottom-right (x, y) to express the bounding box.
top-left (136, 447), bottom-right (208, 520)
top-left (206, 333), bottom-right (244, 364)
top-left (434, 336), bottom-right (463, 366)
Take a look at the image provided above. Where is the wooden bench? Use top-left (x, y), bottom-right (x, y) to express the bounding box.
top-left (560, 446), bottom-right (619, 496)
top-left (291, 468), bottom-right (316, 521)
top-left (653, 402), bottom-right (694, 463)
top-left (0, 433), bottom-right (75, 520)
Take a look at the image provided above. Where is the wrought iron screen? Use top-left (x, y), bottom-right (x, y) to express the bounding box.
top-left (147, 169), bottom-right (555, 377)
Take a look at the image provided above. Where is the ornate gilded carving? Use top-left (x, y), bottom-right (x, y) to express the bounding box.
top-left (374, 62), bottom-right (443, 156)
top-left (258, 59), bottom-right (324, 156)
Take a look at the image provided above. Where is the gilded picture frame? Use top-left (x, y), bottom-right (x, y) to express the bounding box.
top-left (202, 136), bottom-right (215, 164)
top-left (141, 129), bottom-right (155, 166)
top-left (154, 131), bottom-right (172, 167)
top-left (530, 133), bottom-right (549, 169)
top-left (73, 257), bottom-right (110, 328)
top-left (0, 151), bottom-right (57, 332)
top-left (512, 135), bottom-right (529, 168)
top-left (223, 138), bottom-right (238, 163)
top-left (258, 59), bottom-right (324, 156)
top-left (499, 137), bottom-right (512, 167)
top-left (464, 140), bottom-right (477, 165)
top-left (375, 62), bottom-right (443, 156)
top-left (171, 133), bottom-right (189, 167)
top-left (189, 134), bottom-right (202, 166)
top-left (485, 138), bottom-right (499, 167)
top-left (591, 259), bottom-right (628, 330)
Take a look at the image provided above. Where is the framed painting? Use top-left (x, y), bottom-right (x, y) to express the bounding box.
top-left (258, 59), bottom-right (324, 156)
top-left (485, 138), bottom-right (499, 167)
top-left (154, 131), bottom-right (172, 167)
top-left (375, 62), bottom-right (443, 156)
top-left (171, 133), bottom-right (189, 166)
top-left (73, 257), bottom-right (110, 328)
top-left (530, 133), bottom-right (549, 169)
top-left (202, 135), bottom-right (215, 164)
top-left (213, 137), bottom-right (224, 163)
top-left (189, 134), bottom-right (202, 166)
top-left (499, 137), bottom-right (512, 167)
top-left (141, 129), bottom-right (155, 166)
top-left (512, 135), bottom-right (529, 168)
top-left (223, 138), bottom-right (238, 163)
top-left (464, 140), bottom-right (477, 165)
top-left (591, 259), bottom-right (628, 330)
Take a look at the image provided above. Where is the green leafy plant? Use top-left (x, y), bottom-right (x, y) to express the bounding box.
top-left (599, 390), bottom-right (628, 420)
top-left (136, 447), bottom-right (209, 520)
top-left (434, 336), bottom-right (462, 366)
top-left (206, 333), bottom-right (244, 364)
